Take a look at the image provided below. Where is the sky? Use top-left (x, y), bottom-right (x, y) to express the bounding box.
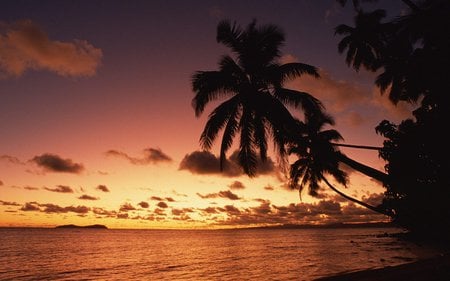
top-left (0, 0), bottom-right (413, 229)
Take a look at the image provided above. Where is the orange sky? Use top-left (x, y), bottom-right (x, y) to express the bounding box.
top-left (0, 0), bottom-right (411, 229)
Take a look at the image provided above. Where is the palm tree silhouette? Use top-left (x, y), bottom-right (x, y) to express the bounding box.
top-left (288, 113), bottom-right (390, 215)
top-left (335, 9), bottom-right (386, 72)
top-left (192, 20), bottom-right (323, 176)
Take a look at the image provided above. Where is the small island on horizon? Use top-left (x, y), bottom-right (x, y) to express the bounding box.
top-left (55, 224), bottom-right (108, 229)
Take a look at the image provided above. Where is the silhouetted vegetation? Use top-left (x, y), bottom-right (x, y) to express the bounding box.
top-left (337, 0), bottom-right (450, 238)
top-left (192, 0), bottom-right (449, 240)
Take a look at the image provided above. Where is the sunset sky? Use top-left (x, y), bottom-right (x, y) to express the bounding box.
top-left (0, 0), bottom-right (413, 229)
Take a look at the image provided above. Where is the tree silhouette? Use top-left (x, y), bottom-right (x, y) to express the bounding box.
top-left (288, 113), bottom-right (391, 216)
top-left (336, 0), bottom-right (450, 236)
top-left (192, 20), bottom-right (323, 176)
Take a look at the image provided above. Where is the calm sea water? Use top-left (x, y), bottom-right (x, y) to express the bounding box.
top-left (0, 227), bottom-right (441, 281)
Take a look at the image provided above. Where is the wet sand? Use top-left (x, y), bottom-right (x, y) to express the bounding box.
top-left (314, 253), bottom-right (450, 281)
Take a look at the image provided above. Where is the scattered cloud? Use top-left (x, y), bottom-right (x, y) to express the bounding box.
top-left (31, 153), bottom-right (84, 174)
top-left (197, 190), bottom-right (241, 200)
top-left (179, 150), bottom-right (278, 177)
top-left (78, 194), bottom-right (99, 200)
top-left (264, 185), bottom-right (274, 191)
top-left (119, 203), bottom-right (136, 212)
top-left (228, 181), bottom-right (245, 190)
top-left (150, 196), bottom-right (163, 201)
top-left (0, 200), bottom-right (20, 206)
top-left (0, 180), bottom-right (3, 186)
top-left (138, 201), bottom-right (149, 208)
top-left (43, 185), bottom-right (74, 193)
top-left (96, 184), bottom-right (110, 192)
top-left (19, 202), bottom-right (90, 214)
top-left (0, 20), bottom-right (102, 78)
top-left (0, 155), bottom-right (25, 165)
top-left (23, 186), bottom-right (39, 191)
top-left (20, 202), bottom-right (40, 211)
top-left (157, 202), bottom-right (168, 208)
top-left (105, 147), bottom-right (172, 165)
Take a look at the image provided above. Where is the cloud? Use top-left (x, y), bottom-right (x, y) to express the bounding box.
top-left (105, 147), bottom-right (172, 165)
top-left (0, 155), bottom-right (25, 165)
top-left (0, 180), bottom-right (3, 186)
top-left (44, 185), bottom-right (74, 193)
top-left (119, 203), bottom-right (136, 212)
top-left (19, 202), bottom-right (90, 214)
top-left (23, 186), bottom-right (39, 191)
top-left (0, 200), bottom-right (20, 206)
top-left (92, 207), bottom-right (116, 217)
top-left (138, 201), bottom-right (149, 208)
top-left (0, 20), bottom-right (102, 78)
top-left (157, 202), bottom-right (168, 208)
top-left (96, 184), bottom-right (110, 192)
top-left (31, 153), bottom-right (84, 174)
top-left (78, 194), bottom-right (99, 200)
top-left (228, 181), bottom-right (245, 190)
top-left (150, 196), bottom-right (163, 201)
top-left (264, 185), bottom-right (274, 191)
top-left (20, 202), bottom-right (40, 211)
top-left (179, 150), bottom-right (279, 177)
top-left (197, 190), bottom-right (241, 200)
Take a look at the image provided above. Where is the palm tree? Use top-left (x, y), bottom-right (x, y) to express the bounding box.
top-left (192, 20), bottom-right (324, 176)
top-left (335, 9), bottom-right (387, 72)
top-left (288, 113), bottom-right (391, 216)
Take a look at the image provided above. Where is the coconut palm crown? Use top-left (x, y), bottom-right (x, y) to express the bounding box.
top-left (192, 20), bottom-right (324, 176)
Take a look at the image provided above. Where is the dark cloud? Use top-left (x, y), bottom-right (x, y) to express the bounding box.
top-left (20, 202), bottom-right (40, 211)
top-left (20, 202), bottom-right (90, 214)
top-left (0, 20), bottom-right (102, 78)
top-left (0, 155), bottom-right (25, 165)
top-left (179, 150), bottom-right (279, 177)
top-left (92, 207), bottom-right (116, 217)
top-left (119, 203), bottom-right (136, 212)
top-left (0, 180), bottom-right (3, 186)
top-left (23, 186), bottom-right (39, 191)
top-left (44, 185), bottom-right (74, 193)
top-left (171, 208), bottom-right (194, 216)
top-left (150, 196), bottom-right (163, 201)
top-left (40, 203), bottom-right (90, 214)
top-left (96, 184), bottom-right (110, 192)
top-left (78, 194), bottom-right (99, 200)
top-left (157, 202), bottom-right (168, 208)
top-left (197, 190), bottom-right (241, 200)
top-left (105, 147), bottom-right (172, 165)
top-left (228, 181), bottom-right (245, 190)
top-left (31, 154), bottom-right (84, 174)
top-left (264, 185), bottom-right (274, 191)
top-left (154, 208), bottom-right (166, 215)
top-left (117, 213), bottom-right (129, 219)
top-left (206, 199), bottom-right (387, 227)
top-left (0, 200), bottom-right (20, 206)
top-left (165, 197), bottom-right (175, 202)
top-left (138, 201), bottom-right (149, 208)
top-left (362, 193), bottom-right (384, 207)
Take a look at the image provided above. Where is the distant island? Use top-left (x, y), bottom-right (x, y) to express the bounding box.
top-left (55, 224), bottom-right (108, 229)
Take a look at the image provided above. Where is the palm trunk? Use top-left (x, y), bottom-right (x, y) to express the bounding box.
top-left (331, 142), bottom-right (381, 151)
top-left (321, 175), bottom-right (391, 216)
top-left (337, 153), bottom-right (389, 184)
top-left (402, 0), bottom-right (420, 12)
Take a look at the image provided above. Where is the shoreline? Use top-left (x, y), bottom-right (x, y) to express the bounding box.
top-left (314, 253), bottom-right (450, 281)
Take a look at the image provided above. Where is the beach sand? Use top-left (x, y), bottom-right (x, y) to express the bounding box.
top-left (314, 254), bottom-right (450, 281)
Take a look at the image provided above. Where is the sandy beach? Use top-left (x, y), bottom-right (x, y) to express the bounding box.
top-left (315, 253), bottom-right (450, 281)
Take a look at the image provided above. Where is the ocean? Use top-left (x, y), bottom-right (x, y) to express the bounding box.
top-left (0, 227), bottom-right (440, 281)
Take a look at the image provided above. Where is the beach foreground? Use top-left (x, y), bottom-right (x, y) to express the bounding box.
top-left (315, 254), bottom-right (450, 281)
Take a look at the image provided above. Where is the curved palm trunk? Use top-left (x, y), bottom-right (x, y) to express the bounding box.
top-left (337, 153), bottom-right (389, 184)
top-left (402, 0), bottom-right (420, 12)
top-left (331, 142), bottom-right (381, 151)
top-left (321, 175), bottom-right (391, 216)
